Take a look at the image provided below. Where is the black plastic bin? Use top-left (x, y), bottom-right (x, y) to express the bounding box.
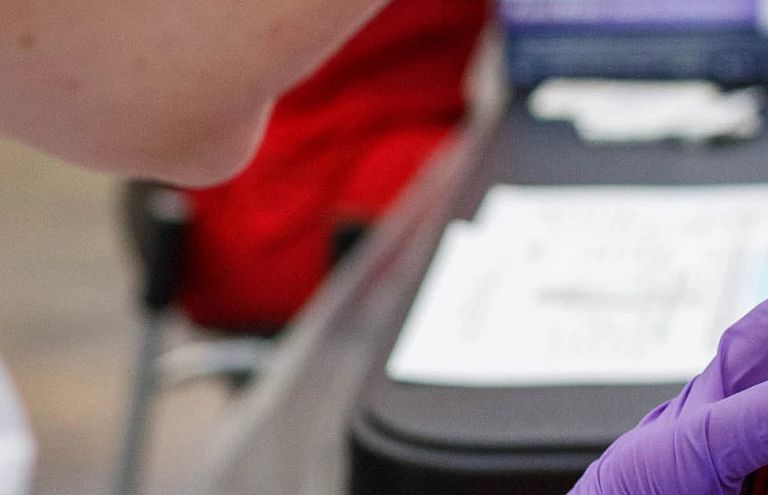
top-left (348, 96), bottom-right (768, 494)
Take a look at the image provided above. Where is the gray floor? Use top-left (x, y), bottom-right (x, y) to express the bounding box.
top-left (0, 141), bottom-right (226, 495)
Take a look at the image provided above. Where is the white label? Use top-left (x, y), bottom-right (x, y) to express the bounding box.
top-left (387, 185), bottom-right (768, 387)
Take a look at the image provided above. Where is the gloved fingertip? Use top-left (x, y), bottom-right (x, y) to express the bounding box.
top-left (704, 381), bottom-right (768, 481)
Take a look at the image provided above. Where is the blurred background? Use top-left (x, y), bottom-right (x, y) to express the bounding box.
top-left (0, 3), bottom-right (496, 492)
top-left (0, 142), bottom-right (230, 495)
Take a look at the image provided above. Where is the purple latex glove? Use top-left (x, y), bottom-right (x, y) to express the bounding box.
top-left (569, 300), bottom-right (768, 495)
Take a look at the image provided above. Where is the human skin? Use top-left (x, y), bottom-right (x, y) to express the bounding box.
top-left (0, 0), bottom-right (387, 186)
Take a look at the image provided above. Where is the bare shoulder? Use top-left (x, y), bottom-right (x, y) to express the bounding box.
top-left (0, 0), bottom-right (385, 186)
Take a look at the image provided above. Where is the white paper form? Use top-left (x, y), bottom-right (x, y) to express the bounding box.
top-left (387, 185), bottom-right (768, 387)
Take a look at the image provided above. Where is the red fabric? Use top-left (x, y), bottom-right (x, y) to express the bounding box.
top-left (178, 0), bottom-right (488, 330)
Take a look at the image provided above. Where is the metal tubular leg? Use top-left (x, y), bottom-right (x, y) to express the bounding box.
top-left (155, 339), bottom-right (275, 390)
top-left (114, 313), bottom-right (164, 495)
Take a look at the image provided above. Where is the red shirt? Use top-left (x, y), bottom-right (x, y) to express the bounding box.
top-left (178, 0), bottom-right (488, 330)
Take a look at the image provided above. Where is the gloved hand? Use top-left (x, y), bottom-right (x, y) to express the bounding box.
top-left (569, 300), bottom-right (768, 495)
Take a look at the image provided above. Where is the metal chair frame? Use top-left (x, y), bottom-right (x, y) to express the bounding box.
top-left (113, 183), bottom-right (278, 495)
